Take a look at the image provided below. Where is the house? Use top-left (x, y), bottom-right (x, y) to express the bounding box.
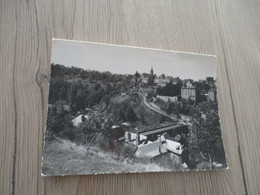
top-left (154, 74), bottom-right (171, 87)
top-left (125, 131), bottom-right (183, 158)
top-left (171, 77), bottom-right (181, 85)
top-left (154, 78), bottom-right (170, 87)
top-left (181, 81), bottom-right (196, 101)
top-left (131, 71), bottom-right (142, 86)
top-left (208, 88), bottom-right (216, 101)
top-left (124, 124), bottom-right (187, 158)
top-left (156, 95), bottom-right (178, 103)
top-left (198, 79), bottom-right (205, 83)
top-left (135, 140), bottom-right (167, 158)
top-left (161, 133), bottom-right (183, 155)
top-left (141, 73), bottom-right (149, 83)
top-left (141, 67), bottom-right (155, 84)
top-left (72, 114), bottom-right (89, 127)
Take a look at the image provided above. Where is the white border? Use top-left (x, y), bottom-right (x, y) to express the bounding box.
top-left (52, 38), bottom-right (216, 58)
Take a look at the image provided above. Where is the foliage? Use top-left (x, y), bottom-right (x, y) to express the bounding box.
top-left (195, 82), bottom-right (211, 103)
top-left (188, 101), bottom-right (226, 165)
top-left (49, 64), bottom-right (134, 113)
top-left (46, 105), bottom-right (74, 139)
top-left (156, 81), bottom-right (181, 97)
top-left (125, 106), bottom-right (137, 122)
top-left (147, 75), bottom-right (155, 85)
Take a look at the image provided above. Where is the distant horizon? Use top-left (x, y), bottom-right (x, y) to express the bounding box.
top-left (53, 63), bottom-right (214, 81)
top-left (51, 39), bottom-right (217, 81)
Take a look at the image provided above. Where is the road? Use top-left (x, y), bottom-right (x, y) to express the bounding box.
top-left (138, 93), bottom-right (176, 121)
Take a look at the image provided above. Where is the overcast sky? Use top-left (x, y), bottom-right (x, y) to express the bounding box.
top-left (51, 39), bottom-right (217, 80)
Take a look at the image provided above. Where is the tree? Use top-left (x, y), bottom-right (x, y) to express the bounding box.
top-left (157, 81), bottom-right (181, 97)
top-left (112, 102), bottom-right (127, 122)
top-left (80, 73), bottom-right (88, 79)
top-left (161, 74), bottom-right (166, 79)
top-left (167, 104), bottom-right (173, 114)
top-left (140, 112), bottom-right (145, 124)
top-left (102, 95), bottom-right (111, 106)
top-left (125, 106), bottom-right (136, 122)
top-left (134, 71), bottom-right (140, 78)
top-left (188, 101), bottom-right (226, 166)
top-left (58, 85), bottom-right (67, 100)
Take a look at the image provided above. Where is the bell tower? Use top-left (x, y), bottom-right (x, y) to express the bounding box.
top-left (150, 67), bottom-right (154, 75)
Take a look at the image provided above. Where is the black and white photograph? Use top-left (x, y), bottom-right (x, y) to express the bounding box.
top-left (41, 39), bottom-right (227, 176)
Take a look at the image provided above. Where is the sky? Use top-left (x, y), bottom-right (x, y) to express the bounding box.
top-left (51, 39), bottom-right (217, 80)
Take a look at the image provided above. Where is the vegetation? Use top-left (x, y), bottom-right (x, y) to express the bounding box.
top-left (157, 81), bottom-right (182, 97)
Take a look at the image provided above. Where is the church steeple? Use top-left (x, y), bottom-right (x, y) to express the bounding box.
top-left (148, 67), bottom-right (155, 85)
top-left (150, 67), bottom-right (154, 75)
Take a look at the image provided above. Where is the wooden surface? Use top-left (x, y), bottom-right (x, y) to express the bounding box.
top-left (0, 0), bottom-right (259, 194)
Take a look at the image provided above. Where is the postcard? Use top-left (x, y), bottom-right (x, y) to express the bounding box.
top-left (41, 39), bottom-right (227, 176)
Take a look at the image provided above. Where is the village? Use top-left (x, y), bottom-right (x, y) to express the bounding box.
top-left (42, 62), bottom-right (226, 175)
top-left (54, 66), bottom-right (221, 169)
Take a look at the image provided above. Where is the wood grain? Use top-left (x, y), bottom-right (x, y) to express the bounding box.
top-left (0, 0), bottom-right (259, 194)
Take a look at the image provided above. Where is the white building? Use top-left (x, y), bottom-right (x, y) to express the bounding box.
top-left (181, 81), bottom-right (196, 101)
top-left (156, 95), bottom-right (178, 103)
top-left (161, 133), bottom-right (183, 155)
top-left (72, 114), bottom-right (89, 127)
top-left (124, 130), bottom-right (183, 158)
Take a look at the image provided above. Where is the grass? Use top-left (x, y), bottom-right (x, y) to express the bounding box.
top-left (41, 138), bottom-right (173, 176)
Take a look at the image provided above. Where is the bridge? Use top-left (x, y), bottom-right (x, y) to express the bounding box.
top-left (140, 124), bottom-right (188, 137)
